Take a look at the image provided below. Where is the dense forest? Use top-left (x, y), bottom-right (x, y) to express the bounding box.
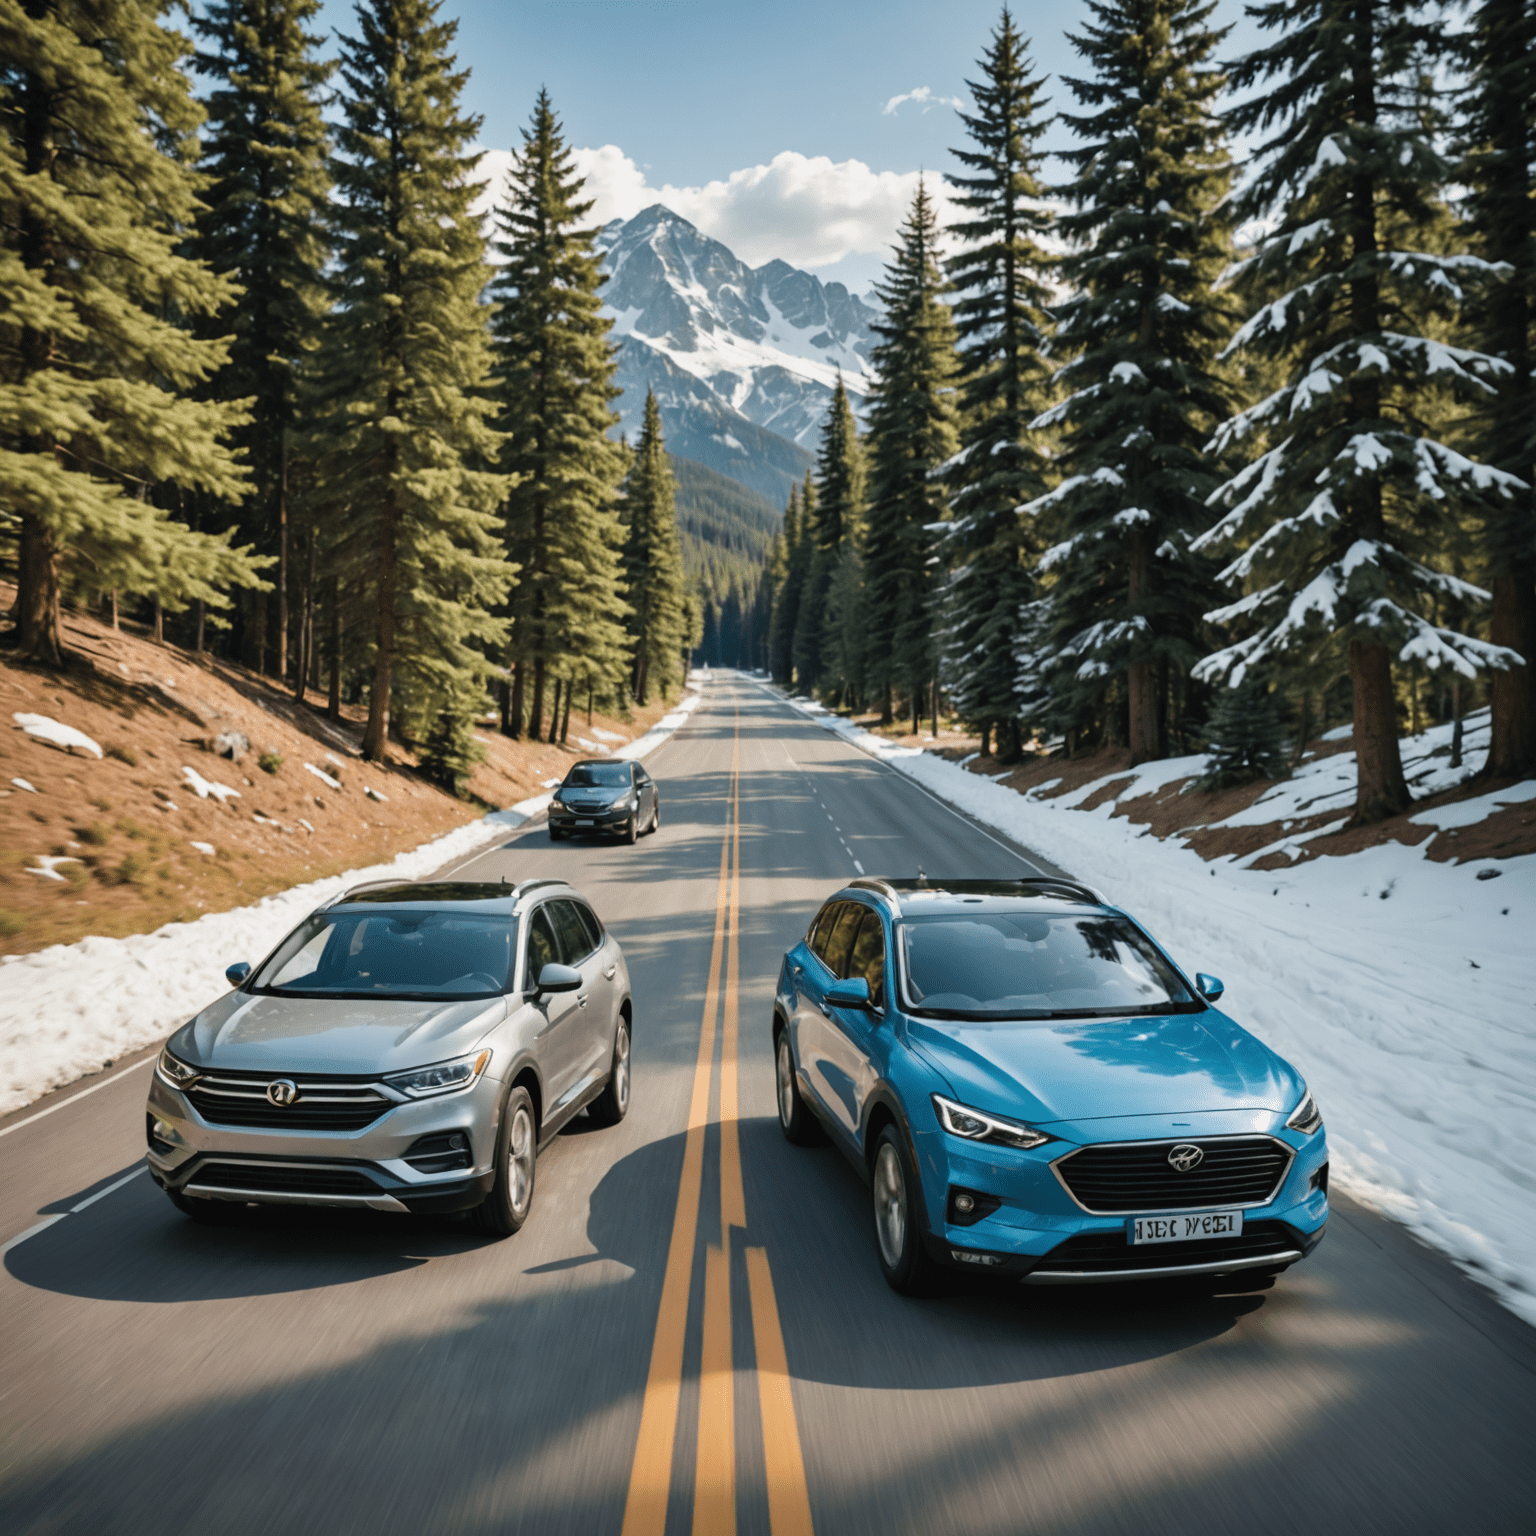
top-left (3, 0), bottom-right (1533, 824)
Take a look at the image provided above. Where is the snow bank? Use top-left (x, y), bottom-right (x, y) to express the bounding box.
top-left (0, 681), bottom-right (708, 1116)
top-left (13, 712), bottom-right (103, 759)
top-left (781, 691), bottom-right (1536, 1326)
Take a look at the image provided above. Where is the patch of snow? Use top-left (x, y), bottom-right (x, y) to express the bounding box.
top-left (304, 763), bottom-right (342, 791)
top-left (13, 713), bottom-right (103, 759)
top-left (12, 778), bottom-right (38, 793)
top-left (181, 766), bottom-right (240, 802)
top-left (26, 855), bottom-right (80, 882)
top-left (298, 819), bottom-right (315, 833)
top-left (324, 752), bottom-right (346, 768)
top-left (591, 727), bottom-right (625, 743)
top-left (190, 841), bottom-right (215, 855)
top-left (364, 785), bottom-right (388, 803)
top-left (1409, 779), bottom-right (1536, 831)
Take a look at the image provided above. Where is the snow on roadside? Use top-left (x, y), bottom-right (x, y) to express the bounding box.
top-left (779, 690), bottom-right (1536, 1326)
top-left (0, 681), bottom-right (707, 1117)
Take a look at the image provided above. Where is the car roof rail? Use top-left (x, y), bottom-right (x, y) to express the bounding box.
top-left (319, 878), bottom-right (409, 910)
top-left (510, 877), bottom-right (568, 901)
top-left (847, 877), bottom-right (902, 907)
top-left (850, 875), bottom-right (1108, 908)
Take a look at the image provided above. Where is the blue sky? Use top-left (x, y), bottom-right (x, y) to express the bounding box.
top-left (307, 0), bottom-right (1263, 292)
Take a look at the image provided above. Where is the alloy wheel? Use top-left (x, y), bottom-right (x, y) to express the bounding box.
top-left (507, 1103), bottom-right (535, 1218)
top-left (873, 1141), bottom-right (907, 1269)
top-left (612, 1024), bottom-right (631, 1113)
top-left (777, 1034), bottom-right (796, 1129)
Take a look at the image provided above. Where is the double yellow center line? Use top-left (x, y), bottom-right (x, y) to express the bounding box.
top-left (622, 715), bottom-right (814, 1536)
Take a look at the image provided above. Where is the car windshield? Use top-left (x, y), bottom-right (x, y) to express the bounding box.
top-left (565, 763), bottom-right (629, 788)
top-left (897, 912), bottom-right (1198, 1019)
top-left (248, 910), bottom-right (517, 1000)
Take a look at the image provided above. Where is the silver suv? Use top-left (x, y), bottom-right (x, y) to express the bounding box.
top-left (145, 878), bottom-right (632, 1236)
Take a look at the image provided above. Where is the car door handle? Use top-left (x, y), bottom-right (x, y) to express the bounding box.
top-left (577, 993), bottom-right (589, 1008)
top-left (603, 965), bottom-right (616, 980)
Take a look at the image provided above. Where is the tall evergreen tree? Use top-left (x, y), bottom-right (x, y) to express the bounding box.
top-left (491, 90), bottom-right (629, 738)
top-left (1026, 0), bottom-right (1234, 765)
top-left (314, 0), bottom-right (511, 762)
top-left (1, 0), bottom-right (268, 665)
top-left (938, 7), bottom-right (1056, 761)
top-left (770, 483), bottom-right (811, 687)
top-left (1195, 0), bottom-right (1522, 822)
top-left (793, 376), bottom-right (863, 695)
top-left (861, 182), bottom-right (959, 723)
top-left (191, 0), bottom-right (333, 679)
top-left (622, 391), bottom-right (688, 703)
top-left (1457, 0), bottom-right (1536, 778)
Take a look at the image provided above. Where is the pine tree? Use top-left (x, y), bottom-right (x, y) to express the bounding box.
top-left (861, 181), bottom-right (960, 724)
top-left (190, 0), bottom-right (332, 679)
top-left (938, 7), bottom-right (1056, 761)
top-left (491, 90), bottom-right (629, 738)
top-left (313, 0), bottom-right (511, 762)
top-left (1028, 0), bottom-right (1234, 765)
top-left (1, 0), bottom-right (269, 665)
top-left (1457, 0), bottom-right (1536, 778)
top-left (1195, 0), bottom-right (1523, 823)
top-left (769, 484), bottom-right (809, 687)
top-left (1198, 677), bottom-right (1286, 789)
top-left (622, 391), bottom-right (688, 703)
top-left (793, 376), bottom-right (863, 697)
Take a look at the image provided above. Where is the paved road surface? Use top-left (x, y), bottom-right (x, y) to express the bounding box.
top-left (4, 675), bottom-right (1533, 1535)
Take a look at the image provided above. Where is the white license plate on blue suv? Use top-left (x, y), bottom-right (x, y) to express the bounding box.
top-left (1131, 1211), bottom-right (1243, 1244)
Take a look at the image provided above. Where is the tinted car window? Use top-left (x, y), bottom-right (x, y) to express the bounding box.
top-left (550, 899), bottom-right (595, 964)
top-left (808, 902), bottom-right (844, 961)
top-left (526, 907), bottom-right (559, 983)
top-left (845, 909), bottom-right (887, 1005)
top-left (897, 912), bottom-right (1197, 1019)
top-left (251, 910), bottom-right (516, 999)
top-left (573, 902), bottom-right (603, 952)
top-left (822, 903), bottom-right (864, 978)
top-left (565, 762), bottom-right (630, 788)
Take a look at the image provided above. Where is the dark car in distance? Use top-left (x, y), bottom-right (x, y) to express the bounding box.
top-left (548, 760), bottom-right (660, 844)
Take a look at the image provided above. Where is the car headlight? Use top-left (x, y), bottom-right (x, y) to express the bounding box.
top-left (1286, 1086), bottom-right (1323, 1135)
top-left (932, 1093), bottom-right (1052, 1150)
top-left (385, 1049), bottom-right (492, 1099)
top-left (156, 1045), bottom-right (202, 1090)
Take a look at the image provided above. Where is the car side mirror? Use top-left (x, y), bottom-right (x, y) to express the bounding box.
top-left (1195, 972), bottom-right (1224, 1003)
top-left (825, 976), bottom-right (874, 1011)
top-left (535, 962), bottom-right (582, 997)
top-left (226, 961), bottom-right (252, 987)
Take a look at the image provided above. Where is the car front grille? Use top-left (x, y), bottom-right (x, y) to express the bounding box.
top-left (1032, 1221), bottom-right (1297, 1275)
top-left (1054, 1136), bottom-right (1292, 1213)
top-left (192, 1161), bottom-right (383, 1196)
top-left (186, 1071), bottom-right (393, 1131)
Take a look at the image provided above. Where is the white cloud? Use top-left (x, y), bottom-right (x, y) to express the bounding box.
top-left (881, 86), bottom-right (966, 116)
top-left (476, 144), bottom-right (958, 273)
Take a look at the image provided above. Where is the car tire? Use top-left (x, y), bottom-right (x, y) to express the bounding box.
top-left (871, 1125), bottom-right (939, 1296)
top-left (549, 825), bottom-right (565, 841)
top-left (473, 1085), bottom-right (537, 1237)
top-left (648, 801), bottom-right (661, 834)
top-left (587, 1016), bottom-right (631, 1126)
top-left (775, 1025), bottom-right (824, 1145)
top-left (167, 1188), bottom-right (240, 1225)
top-left (623, 813), bottom-right (638, 845)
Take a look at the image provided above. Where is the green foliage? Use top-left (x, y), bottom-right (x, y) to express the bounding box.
top-left (310, 0), bottom-right (512, 762)
top-left (491, 89), bottom-right (630, 731)
top-left (418, 699), bottom-right (484, 796)
top-left (0, 0), bottom-right (271, 665)
top-left (258, 749), bottom-right (283, 774)
top-left (769, 485), bottom-right (809, 685)
top-left (1199, 681), bottom-right (1287, 789)
top-left (939, 8), bottom-right (1057, 755)
top-left (622, 392), bottom-right (689, 702)
top-left (861, 182), bottom-right (960, 717)
top-left (77, 822), bottom-right (110, 847)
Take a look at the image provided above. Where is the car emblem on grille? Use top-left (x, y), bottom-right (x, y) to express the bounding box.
top-left (267, 1079), bottom-right (299, 1107)
top-left (1167, 1143), bottom-right (1203, 1172)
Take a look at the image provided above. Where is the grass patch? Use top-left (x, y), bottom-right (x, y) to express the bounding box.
top-left (258, 749), bottom-right (283, 774)
top-left (89, 796), bottom-right (112, 812)
top-left (77, 821), bottom-right (111, 846)
top-left (118, 817), bottom-right (147, 840)
top-left (106, 743), bottom-right (139, 766)
top-left (0, 910), bottom-right (24, 938)
top-left (99, 853), bottom-right (148, 887)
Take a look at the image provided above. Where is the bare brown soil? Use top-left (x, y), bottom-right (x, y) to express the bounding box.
top-left (1, 594), bottom-right (679, 957)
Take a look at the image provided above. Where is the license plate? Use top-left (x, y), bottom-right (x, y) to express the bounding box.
top-left (1131, 1211), bottom-right (1242, 1244)
top-left (575, 818), bottom-right (594, 827)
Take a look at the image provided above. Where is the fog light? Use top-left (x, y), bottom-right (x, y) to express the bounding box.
top-left (450, 1134), bottom-right (466, 1150)
top-left (954, 1192), bottom-right (975, 1213)
top-left (950, 1249), bottom-right (1004, 1267)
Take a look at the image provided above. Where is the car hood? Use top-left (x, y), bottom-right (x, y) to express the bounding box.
top-left (904, 1008), bottom-right (1300, 1124)
top-left (172, 990), bottom-right (507, 1075)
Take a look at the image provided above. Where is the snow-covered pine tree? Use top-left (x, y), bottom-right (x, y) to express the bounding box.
top-left (767, 484), bottom-right (804, 686)
top-left (1, 0), bottom-right (269, 666)
top-left (861, 181), bottom-right (959, 725)
top-left (491, 90), bottom-right (629, 737)
top-left (793, 376), bottom-right (863, 698)
top-left (1198, 676), bottom-right (1286, 788)
top-left (313, 0), bottom-right (511, 762)
top-left (191, 0), bottom-right (332, 679)
top-left (1457, 0), bottom-right (1536, 778)
top-left (1025, 0), bottom-right (1234, 765)
top-left (1195, 0), bottom-right (1524, 823)
top-left (938, 6), bottom-right (1056, 762)
top-left (622, 391), bottom-right (688, 704)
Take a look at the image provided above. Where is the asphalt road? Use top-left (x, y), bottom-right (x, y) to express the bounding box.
top-left (3, 675), bottom-right (1533, 1536)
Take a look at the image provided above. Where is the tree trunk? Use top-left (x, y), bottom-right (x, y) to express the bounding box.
top-left (1485, 570), bottom-right (1536, 777)
top-left (930, 679), bottom-right (938, 739)
top-left (509, 661), bottom-right (525, 739)
top-left (152, 594), bottom-right (163, 644)
top-left (560, 686), bottom-right (572, 744)
top-left (327, 575), bottom-right (342, 721)
top-left (530, 657), bottom-right (546, 743)
top-left (979, 722), bottom-right (991, 759)
top-left (498, 680), bottom-right (511, 735)
top-left (546, 677), bottom-right (562, 744)
top-left (1349, 640), bottom-right (1410, 823)
top-left (1126, 531), bottom-right (1158, 764)
top-left (195, 599), bottom-right (205, 655)
top-left (634, 652), bottom-right (649, 707)
top-left (14, 514), bottom-right (65, 665)
top-left (1450, 676), bottom-right (1464, 770)
top-left (362, 499), bottom-right (396, 762)
top-left (295, 524), bottom-right (316, 703)
top-left (587, 685), bottom-right (593, 726)
top-left (277, 433), bottom-right (289, 681)
top-left (880, 682), bottom-right (893, 726)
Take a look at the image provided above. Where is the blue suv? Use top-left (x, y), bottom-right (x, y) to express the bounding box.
top-left (772, 877), bottom-right (1329, 1294)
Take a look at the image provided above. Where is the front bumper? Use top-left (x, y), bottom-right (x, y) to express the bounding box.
top-left (145, 1067), bottom-right (502, 1215)
top-left (549, 803), bottom-right (633, 833)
